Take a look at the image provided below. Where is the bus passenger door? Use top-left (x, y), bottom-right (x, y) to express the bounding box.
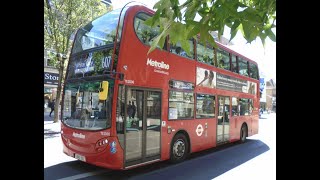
top-left (124, 87), bottom-right (161, 167)
top-left (217, 96), bottom-right (230, 144)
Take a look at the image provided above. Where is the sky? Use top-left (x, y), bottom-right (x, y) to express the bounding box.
top-left (111, 0), bottom-right (276, 81)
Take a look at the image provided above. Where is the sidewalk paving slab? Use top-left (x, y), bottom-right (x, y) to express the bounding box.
top-left (44, 112), bottom-right (61, 134)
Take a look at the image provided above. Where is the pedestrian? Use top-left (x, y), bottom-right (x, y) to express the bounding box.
top-left (49, 99), bottom-right (55, 117)
top-left (127, 101), bottom-right (133, 118)
top-left (131, 101), bottom-right (136, 119)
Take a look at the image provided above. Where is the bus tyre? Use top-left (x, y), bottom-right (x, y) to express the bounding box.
top-left (170, 133), bottom-right (189, 164)
top-left (240, 125), bottom-right (247, 143)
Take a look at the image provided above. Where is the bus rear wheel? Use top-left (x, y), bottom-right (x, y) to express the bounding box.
top-left (170, 133), bottom-right (189, 163)
top-left (240, 125), bottom-right (247, 143)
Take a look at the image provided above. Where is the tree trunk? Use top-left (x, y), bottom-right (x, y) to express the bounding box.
top-left (53, 56), bottom-right (65, 123)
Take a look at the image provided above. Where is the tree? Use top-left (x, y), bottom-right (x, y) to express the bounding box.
top-left (44, 0), bottom-right (111, 123)
top-left (145, 0), bottom-right (276, 55)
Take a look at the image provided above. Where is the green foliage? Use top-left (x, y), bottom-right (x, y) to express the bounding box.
top-left (147, 0), bottom-right (276, 54)
top-left (44, 0), bottom-right (110, 56)
top-left (44, 0), bottom-right (111, 122)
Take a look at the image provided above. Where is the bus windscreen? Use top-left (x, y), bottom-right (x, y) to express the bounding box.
top-left (62, 80), bottom-right (113, 130)
top-left (72, 8), bottom-right (125, 54)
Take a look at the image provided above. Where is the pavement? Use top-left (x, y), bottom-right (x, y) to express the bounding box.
top-left (44, 111), bottom-right (61, 135)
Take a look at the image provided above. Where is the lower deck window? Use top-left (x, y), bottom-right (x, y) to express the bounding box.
top-left (169, 91), bottom-right (194, 119)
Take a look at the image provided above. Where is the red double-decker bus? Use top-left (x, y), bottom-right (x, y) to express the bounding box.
top-left (61, 3), bottom-right (260, 170)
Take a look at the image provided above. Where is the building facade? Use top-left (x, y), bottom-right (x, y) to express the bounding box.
top-left (266, 79), bottom-right (276, 112)
top-left (44, 50), bottom-right (59, 112)
top-left (259, 77), bottom-right (267, 111)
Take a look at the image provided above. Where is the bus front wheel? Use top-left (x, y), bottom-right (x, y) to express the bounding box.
top-left (240, 125), bottom-right (247, 143)
top-left (170, 133), bottom-right (189, 163)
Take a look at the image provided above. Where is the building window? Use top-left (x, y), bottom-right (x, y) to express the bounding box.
top-left (169, 91), bottom-right (194, 119)
top-left (47, 58), bottom-right (56, 67)
top-left (196, 94), bottom-right (215, 118)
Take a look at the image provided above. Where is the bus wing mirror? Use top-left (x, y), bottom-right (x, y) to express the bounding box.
top-left (99, 81), bottom-right (109, 101)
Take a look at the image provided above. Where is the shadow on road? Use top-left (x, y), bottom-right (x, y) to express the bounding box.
top-left (44, 139), bottom-right (269, 180)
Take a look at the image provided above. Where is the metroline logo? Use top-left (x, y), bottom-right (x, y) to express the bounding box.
top-left (72, 132), bottom-right (85, 139)
top-left (146, 58), bottom-right (170, 70)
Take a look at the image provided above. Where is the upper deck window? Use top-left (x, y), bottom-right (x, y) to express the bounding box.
top-left (196, 41), bottom-right (215, 66)
top-left (249, 62), bottom-right (259, 80)
top-left (72, 8), bottom-right (128, 55)
top-left (216, 48), bottom-right (230, 71)
top-left (134, 13), bottom-right (161, 48)
top-left (170, 40), bottom-right (195, 59)
top-left (231, 54), bottom-right (238, 73)
top-left (238, 57), bottom-right (249, 77)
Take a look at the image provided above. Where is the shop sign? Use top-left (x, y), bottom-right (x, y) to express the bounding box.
top-left (44, 72), bottom-right (59, 85)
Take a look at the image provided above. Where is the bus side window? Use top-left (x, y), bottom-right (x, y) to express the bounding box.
top-left (231, 55), bottom-right (238, 73)
top-left (249, 62), bottom-right (259, 80)
top-left (238, 57), bottom-right (249, 77)
top-left (196, 40), bottom-right (214, 66)
top-left (134, 13), bottom-right (161, 48)
top-left (231, 97), bottom-right (239, 116)
top-left (216, 48), bottom-right (230, 70)
top-left (169, 40), bottom-right (195, 60)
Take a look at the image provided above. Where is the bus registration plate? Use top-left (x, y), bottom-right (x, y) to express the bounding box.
top-left (75, 154), bottom-right (86, 162)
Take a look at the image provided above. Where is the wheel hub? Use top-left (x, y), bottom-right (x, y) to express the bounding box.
top-left (173, 140), bottom-right (185, 157)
